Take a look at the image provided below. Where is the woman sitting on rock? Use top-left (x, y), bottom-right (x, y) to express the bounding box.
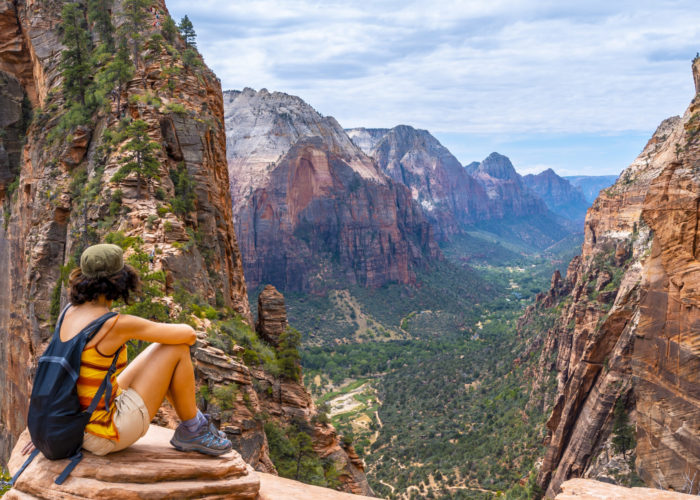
top-left (25, 243), bottom-right (231, 457)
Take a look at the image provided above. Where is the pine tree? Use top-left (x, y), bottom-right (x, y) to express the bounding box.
top-left (60, 3), bottom-right (93, 107)
top-left (178, 15), bottom-right (196, 48)
top-left (87, 0), bottom-right (114, 50)
top-left (277, 327), bottom-right (302, 381)
top-left (611, 397), bottom-right (636, 459)
top-left (119, 0), bottom-right (150, 74)
top-left (111, 120), bottom-right (161, 199)
top-left (182, 47), bottom-right (201, 70)
top-left (98, 39), bottom-right (133, 116)
top-left (169, 162), bottom-right (196, 214)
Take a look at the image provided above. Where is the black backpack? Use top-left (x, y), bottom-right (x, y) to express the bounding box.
top-left (12, 304), bottom-right (123, 486)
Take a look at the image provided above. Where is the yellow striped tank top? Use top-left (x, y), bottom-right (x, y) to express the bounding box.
top-left (76, 337), bottom-right (127, 440)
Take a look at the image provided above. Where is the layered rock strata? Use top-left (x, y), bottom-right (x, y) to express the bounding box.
top-left (528, 61), bottom-right (700, 497)
top-left (225, 89), bottom-right (439, 291)
top-left (0, 0), bottom-right (249, 464)
top-left (256, 284), bottom-right (287, 347)
top-left (471, 152), bottom-right (549, 219)
top-left (349, 126), bottom-right (575, 246)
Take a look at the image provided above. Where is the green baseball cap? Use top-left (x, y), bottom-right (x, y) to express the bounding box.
top-left (80, 244), bottom-right (124, 279)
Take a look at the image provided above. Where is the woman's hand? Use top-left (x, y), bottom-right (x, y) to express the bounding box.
top-left (21, 441), bottom-right (35, 456)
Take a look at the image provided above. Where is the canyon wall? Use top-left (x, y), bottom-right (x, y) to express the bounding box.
top-left (349, 128), bottom-right (576, 248)
top-left (529, 60), bottom-right (700, 497)
top-left (225, 89), bottom-right (439, 291)
top-left (0, 0), bottom-right (249, 461)
top-left (347, 125), bottom-right (491, 240)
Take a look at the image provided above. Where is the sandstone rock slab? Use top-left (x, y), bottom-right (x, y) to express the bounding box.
top-left (5, 425), bottom-right (259, 499)
top-left (555, 479), bottom-right (697, 499)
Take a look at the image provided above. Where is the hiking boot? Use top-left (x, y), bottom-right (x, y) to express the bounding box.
top-left (170, 419), bottom-right (232, 456)
top-left (203, 413), bottom-right (227, 439)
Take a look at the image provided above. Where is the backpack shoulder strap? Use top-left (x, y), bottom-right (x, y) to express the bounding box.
top-left (82, 311), bottom-right (119, 343)
top-left (55, 451), bottom-right (83, 485)
top-left (10, 448), bottom-right (40, 486)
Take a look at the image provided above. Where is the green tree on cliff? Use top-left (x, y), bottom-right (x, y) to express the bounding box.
top-left (111, 120), bottom-right (161, 199)
top-left (60, 3), bottom-right (93, 108)
top-left (119, 0), bottom-right (150, 74)
top-left (97, 39), bottom-right (133, 117)
top-left (87, 0), bottom-right (114, 50)
top-left (277, 327), bottom-right (302, 381)
top-left (178, 15), bottom-right (197, 48)
top-left (161, 15), bottom-right (178, 44)
top-left (169, 162), bottom-right (196, 214)
top-left (612, 396), bottom-right (636, 459)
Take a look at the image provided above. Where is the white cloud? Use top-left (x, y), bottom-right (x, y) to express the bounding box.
top-left (165, 0), bottom-right (698, 144)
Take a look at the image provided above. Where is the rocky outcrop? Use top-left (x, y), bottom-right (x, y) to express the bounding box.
top-left (530, 62), bottom-right (700, 497)
top-left (0, 0), bottom-right (251, 465)
top-left (6, 425), bottom-right (376, 499)
top-left (555, 479), bottom-right (698, 500)
top-left (258, 472), bottom-right (376, 500)
top-left (225, 89), bottom-right (439, 291)
top-left (6, 426), bottom-right (260, 499)
top-left (523, 168), bottom-right (590, 222)
top-left (256, 284), bottom-right (287, 347)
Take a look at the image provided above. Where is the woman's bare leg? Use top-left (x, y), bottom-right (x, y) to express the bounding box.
top-left (117, 343), bottom-right (197, 421)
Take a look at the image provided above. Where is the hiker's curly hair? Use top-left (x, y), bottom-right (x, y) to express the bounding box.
top-left (68, 265), bottom-right (142, 305)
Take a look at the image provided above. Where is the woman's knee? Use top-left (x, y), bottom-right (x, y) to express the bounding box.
top-left (153, 342), bottom-right (190, 358)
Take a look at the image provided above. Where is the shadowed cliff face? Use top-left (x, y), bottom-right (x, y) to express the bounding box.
top-left (0, 0), bottom-right (250, 462)
top-left (225, 89), bottom-right (439, 291)
top-left (531, 60), bottom-right (700, 497)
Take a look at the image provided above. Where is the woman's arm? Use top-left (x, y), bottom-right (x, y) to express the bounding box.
top-left (113, 314), bottom-right (197, 346)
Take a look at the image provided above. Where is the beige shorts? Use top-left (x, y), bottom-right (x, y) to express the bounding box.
top-left (82, 388), bottom-right (150, 456)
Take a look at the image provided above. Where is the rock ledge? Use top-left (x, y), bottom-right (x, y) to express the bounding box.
top-left (555, 479), bottom-right (697, 499)
top-left (6, 425), bottom-right (259, 499)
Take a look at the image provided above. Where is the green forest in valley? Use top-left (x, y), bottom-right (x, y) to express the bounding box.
top-left (262, 230), bottom-right (581, 498)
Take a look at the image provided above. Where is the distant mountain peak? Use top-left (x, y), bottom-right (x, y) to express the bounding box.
top-left (476, 152), bottom-right (518, 180)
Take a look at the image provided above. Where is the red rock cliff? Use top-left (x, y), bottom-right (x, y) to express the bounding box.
top-left (225, 89), bottom-right (439, 291)
top-left (530, 61), bottom-right (700, 497)
top-left (0, 0), bottom-right (252, 463)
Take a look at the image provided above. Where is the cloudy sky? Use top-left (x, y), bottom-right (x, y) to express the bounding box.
top-left (167, 0), bottom-right (699, 176)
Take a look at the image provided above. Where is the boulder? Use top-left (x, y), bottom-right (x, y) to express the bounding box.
top-left (5, 425), bottom-right (260, 499)
top-left (555, 478), bottom-right (697, 499)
